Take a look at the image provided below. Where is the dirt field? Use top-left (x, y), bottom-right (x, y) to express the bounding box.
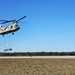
top-left (0, 57), bottom-right (75, 75)
top-left (0, 56), bottom-right (75, 59)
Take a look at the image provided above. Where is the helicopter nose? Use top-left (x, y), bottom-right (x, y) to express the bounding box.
top-left (18, 26), bottom-right (20, 29)
top-left (15, 25), bottom-right (20, 29)
top-left (17, 26), bottom-right (20, 29)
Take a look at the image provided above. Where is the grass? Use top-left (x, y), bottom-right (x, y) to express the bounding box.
top-left (0, 58), bottom-right (75, 75)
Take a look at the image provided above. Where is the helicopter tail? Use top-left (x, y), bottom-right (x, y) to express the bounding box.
top-left (0, 25), bottom-right (2, 27)
top-left (0, 25), bottom-right (3, 30)
top-left (0, 25), bottom-right (2, 28)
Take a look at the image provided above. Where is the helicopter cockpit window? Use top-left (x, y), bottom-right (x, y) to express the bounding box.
top-left (14, 25), bottom-right (18, 28)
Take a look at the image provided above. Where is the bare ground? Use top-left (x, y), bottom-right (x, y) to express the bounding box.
top-left (0, 56), bottom-right (75, 59)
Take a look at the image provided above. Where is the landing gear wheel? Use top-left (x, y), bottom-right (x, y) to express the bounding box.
top-left (12, 33), bottom-right (14, 35)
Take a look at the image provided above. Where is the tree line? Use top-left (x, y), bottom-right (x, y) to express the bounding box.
top-left (0, 52), bottom-right (75, 56)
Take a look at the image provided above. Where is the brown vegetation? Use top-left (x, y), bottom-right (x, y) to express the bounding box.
top-left (0, 58), bottom-right (75, 75)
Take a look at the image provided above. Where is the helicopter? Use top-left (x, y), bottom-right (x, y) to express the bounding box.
top-left (0, 16), bottom-right (26, 36)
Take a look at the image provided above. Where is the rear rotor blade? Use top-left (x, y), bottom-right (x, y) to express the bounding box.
top-left (0, 20), bottom-right (8, 21)
top-left (0, 20), bottom-right (15, 21)
top-left (0, 20), bottom-right (15, 24)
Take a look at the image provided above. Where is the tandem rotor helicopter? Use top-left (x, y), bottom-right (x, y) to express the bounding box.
top-left (0, 16), bottom-right (26, 36)
top-left (0, 16), bottom-right (26, 51)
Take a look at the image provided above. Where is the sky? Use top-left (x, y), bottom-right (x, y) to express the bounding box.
top-left (0, 0), bottom-right (75, 52)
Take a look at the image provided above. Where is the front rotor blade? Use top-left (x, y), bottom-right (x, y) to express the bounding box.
top-left (17, 16), bottom-right (26, 22)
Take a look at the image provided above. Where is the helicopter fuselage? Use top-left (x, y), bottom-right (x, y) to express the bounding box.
top-left (0, 16), bottom-right (26, 36)
top-left (0, 22), bottom-right (20, 36)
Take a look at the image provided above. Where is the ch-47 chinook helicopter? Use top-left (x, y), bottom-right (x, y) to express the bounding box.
top-left (0, 16), bottom-right (26, 36)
